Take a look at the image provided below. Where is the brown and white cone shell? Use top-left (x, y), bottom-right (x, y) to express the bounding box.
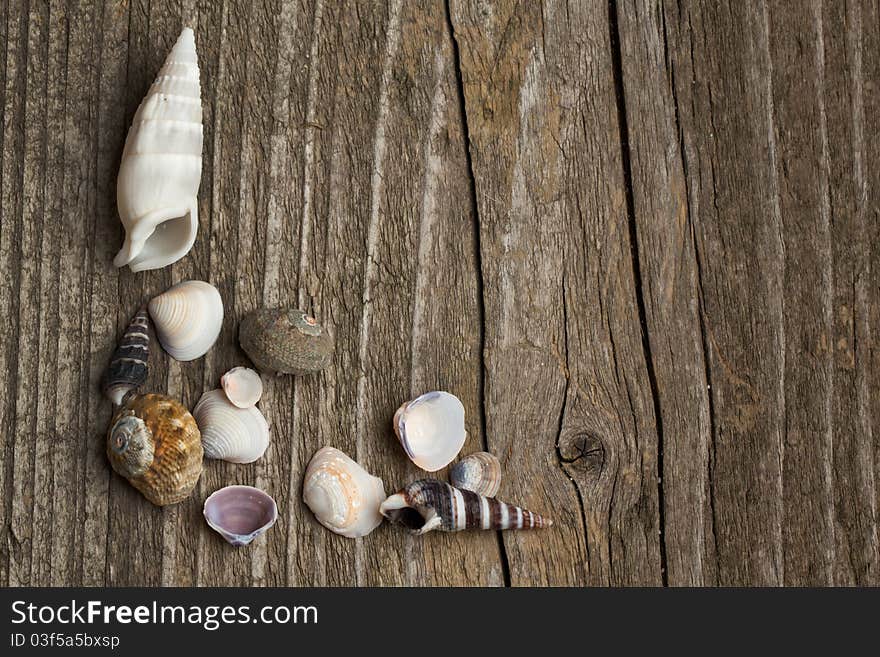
top-left (449, 452), bottom-right (501, 497)
top-left (193, 389), bottom-right (270, 464)
top-left (302, 447), bottom-right (386, 538)
top-left (114, 27), bottom-right (203, 272)
top-left (148, 280), bottom-right (223, 361)
top-left (102, 307), bottom-right (151, 406)
top-left (379, 479), bottom-right (551, 535)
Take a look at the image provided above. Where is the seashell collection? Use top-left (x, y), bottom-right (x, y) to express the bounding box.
top-left (100, 27), bottom-right (551, 556)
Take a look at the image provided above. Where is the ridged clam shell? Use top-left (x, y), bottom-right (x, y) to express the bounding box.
top-left (114, 27), bottom-right (203, 272)
top-left (393, 391), bottom-right (467, 472)
top-left (303, 447), bottom-right (386, 538)
top-left (193, 389), bottom-right (270, 464)
top-left (220, 367), bottom-right (262, 408)
top-left (449, 452), bottom-right (501, 497)
top-left (203, 485), bottom-right (278, 547)
top-left (107, 393), bottom-right (203, 506)
top-left (102, 307), bottom-right (151, 406)
top-left (148, 280), bottom-right (223, 361)
top-left (239, 308), bottom-right (333, 375)
top-left (380, 479), bottom-right (552, 534)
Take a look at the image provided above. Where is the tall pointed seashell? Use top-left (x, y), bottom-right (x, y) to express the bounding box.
top-left (379, 479), bottom-right (552, 534)
top-left (148, 280), bottom-right (223, 361)
top-left (393, 391), bottom-right (466, 472)
top-left (303, 447), bottom-right (386, 538)
top-left (102, 307), bottom-right (151, 405)
top-left (114, 27), bottom-right (203, 272)
top-left (449, 452), bottom-right (501, 497)
top-left (193, 389), bottom-right (270, 464)
top-left (107, 393), bottom-right (203, 506)
top-left (203, 485), bottom-right (278, 547)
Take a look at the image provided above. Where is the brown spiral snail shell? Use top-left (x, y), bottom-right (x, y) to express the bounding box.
top-left (107, 393), bottom-right (203, 506)
top-left (238, 308), bottom-right (333, 375)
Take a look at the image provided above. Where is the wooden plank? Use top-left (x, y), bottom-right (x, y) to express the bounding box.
top-left (448, 0), bottom-right (663, 585)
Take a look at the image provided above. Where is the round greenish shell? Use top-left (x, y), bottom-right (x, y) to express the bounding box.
top-left (239, 308), bottom-right (333, 375)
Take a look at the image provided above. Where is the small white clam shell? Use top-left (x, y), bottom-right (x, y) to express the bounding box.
top-left (203, 485), bottom-right (277, 546)
top-left (303, 447), bottom-right (386, 538)
top-left (148, 280), bottom-right (223, 361)
top-left (393, 391), bottom-right (467, 472)
top-left (220, 367), bottom-right (262, 408)
top-left (193, 389), bottom-right (269, 464)
top-left (449, 451), bottom-right (501, 497)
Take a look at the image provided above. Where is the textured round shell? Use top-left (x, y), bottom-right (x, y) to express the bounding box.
top-left (450, 451), bottom-right (501, 497)
top-left (220, 367), bottom-right (262, 408)
top-left (393, 391), bottom-right (467, 472)
top-left (148, 279), bottom-right (223, 361)
top-left (203, 485), bottom-right (278, 547)
top-left (303, 447), bottom-right (386, 538)
top-left (239, 308), bottom-right (333, 375)
top-left (107, 393), bottom-right (203, 506)
top-left (193, 389), bottom-right (270, 464)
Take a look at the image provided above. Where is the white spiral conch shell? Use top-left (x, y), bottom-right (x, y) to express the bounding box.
top-left (220, 367), bottom-right (262, 408)
top-left (148, 280), bottom-right (223, 361)
top-left (114, 27), bottom-right (203, 272)
top-left (193, 389), bottom-right (270, 464)
top-left (393, 391), bottom-right (467, 472)
top-left (303, 447), bottom-right (386, 538)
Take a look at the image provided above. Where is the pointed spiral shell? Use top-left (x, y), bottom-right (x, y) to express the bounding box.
top-left (102, 307), bottom-right (151, 405)
top-left (148, 280), bottom-right (223, 361)
top-left (114, 27), bottom-right (203, 272)
top-left (379, 479), bottom-right (552, 534)
top-left (303, 447), bottom-right (386, 538)
top-left (193, 389), bottom-right (270, 464)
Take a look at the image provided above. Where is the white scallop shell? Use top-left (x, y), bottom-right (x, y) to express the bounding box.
top-left (393, 391), bottom-right (467, 472)
top-left (114, 27), bottom-right (203, 272)
top-left (148, 280), bottom-right (223, 361)
top-left (193, 389), bottom-right (270, 464)
top-left (303, 447), bottom-right (386, 538)
top-left (220, 367), bottom-right (263, 408)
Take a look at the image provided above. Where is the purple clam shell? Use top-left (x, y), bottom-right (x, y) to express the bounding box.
top-left (203, 485), bottom-right (278, 547)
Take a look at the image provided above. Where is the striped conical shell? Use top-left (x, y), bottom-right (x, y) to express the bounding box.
top-left (102, 307), bottom-right (151, 405)
top-left (114, 27), bottom-right (203, 272)
top-left (379, 479), bottom-right (552, 534)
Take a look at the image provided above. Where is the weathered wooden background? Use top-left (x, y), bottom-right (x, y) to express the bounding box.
top-left (0, 0), bottom-right (877, 586)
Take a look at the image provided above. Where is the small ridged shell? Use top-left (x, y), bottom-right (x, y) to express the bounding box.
top-left (193, 389), bottom-right (270, 464)
top-left (239, 308), bottom-right (333, 375)
top-left (393, 391), bottom-right (467, 472)
top-left (220, 367), bottom-right (262, 408)
top-left (203, 485), bottom-right (278, 547)
top-left (148, 280), bottom-right (223, 361)
top-left (449, 452), bottom-right (501, 497)
top-left (379, 479), bottom-right (552, 534)
top-left (102, 307), bottom-right (151, 405)
top-left (107, 393), bottom-right (203, 506)
top-left (114, 27), bottom-right (203, 272)
top-left (303, 447), bottom-right (386, 538)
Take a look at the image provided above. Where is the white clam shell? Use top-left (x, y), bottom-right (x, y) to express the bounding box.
top-left (114, 27), bottom-right (203, 272)
top-left (303, 447), bottom-right (386, 538)
top-left (148, 280), bottom-right (223, 361)
top-left (193, 389), bottom-right (270, 464)
top-left (393, 391), bottom-right (467, 472)
top-left (221, 367), bottom-right (262, 408)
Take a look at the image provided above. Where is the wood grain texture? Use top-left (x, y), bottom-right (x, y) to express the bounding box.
top-left (0, 0), bottom-right (876, 586)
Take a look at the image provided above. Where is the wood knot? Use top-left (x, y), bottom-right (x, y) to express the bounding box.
top-left (558, 432), bottom-right (605, 473)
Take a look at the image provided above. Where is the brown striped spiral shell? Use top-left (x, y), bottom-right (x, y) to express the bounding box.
top-left (102, 307), bottom-right (151, 406)
top-left (379, 479), bottom-right (552, 535)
